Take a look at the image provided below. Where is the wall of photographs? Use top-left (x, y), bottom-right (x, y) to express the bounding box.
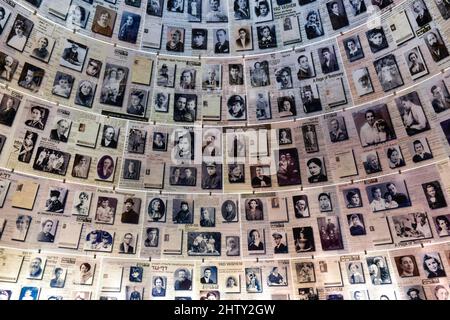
top-left (0, 0), bottom-right (449, 300)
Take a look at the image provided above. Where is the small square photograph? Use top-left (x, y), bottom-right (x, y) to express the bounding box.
top-left (187, 232), bottom-right (221, 256)
top-left (319, 46), bottom-right (339, 74)
top-left (327, 116), bottom-right (348, 143)
top-left (206, 0), bottom-right (228, 22)
top-left (121, 198), bottom-right (141, 225)
top-left (17, 131), bottom-right (38, 164)
top-left (199, 207), bottom-right (215, 227)
top-left (250, 165), bottom-right (271, 188)
top-left (0, 52), bottom-right (18, 82)
top-left (84, 229), bottom-right (114, 252)
top-left (302, 124), bottom-right (318, 153)
top-left (118, 12), bottom-right (141, 44)
top-left (395, 91), bottom-right (430, 136)
top-left (245, 198), bottom-right (264, 221)
top-left (33, 147), bottom-right (71, 176)
top-left (373, 54), bottom-right (404, 92)
top-left (91, 6), bottom-right (117, 37)
top-left (95, 196), bottom-right (117, 224)
top-left (296, 52), bottom-right (315, 80)
top-left (391, 212), bottom-right (432, 241)
top-left (66, 5), bottom-right (90, 29)
top-left (347, 213), bottom-right (366, 236)
top-left (85, 58), bottom-right (102, 78)
top-left (18, 63), bottom-right (45, 93)
top-left (226, 94), bottom-right (246, 121)
top-left (6, 14), bottom-right (34, 52)
top-left (278, 128), bottom-right (292, 145)
top-left (153, 92), bottom-right (170, 113)
top-left (247, 228), bottom-right (265, 253)
top-left (245, 268), bottom-right (263, 293)
top-left (200, 266), bottom-right (217, 284)
top-left (404, 46), bottom-right (428, 80)
top-left (127, 129), bottom-right (146, 154)
top-left (73, 261), bottom-right (95, 285)
top-left (218, 200), bottom-right (237, 223)
top-left (343, 35), bottom-right (364, 62)
top-left (394, 255), bottom-right (419, 278)
top-left (277, 95), bottom-right (296, 118)
top-left (0, 179), bottom-right (10, 208)
top-left (118, 232), bottom-right (137, 254)
top-left (306, 157), bottom-right (327, 183)
top-left (429, 80), bottom-right (450, 113)
top-left (37, 218), bottom-right (58, 243)
top-left (60, 39), bottom-right (88, 72)
top-left (49, 266), bottom-right (67, 288)
top-left (173, 93), bottom-right (197, 122)
top-left (410, 137), bottom-right (433, 163)
top-left (201, 162), bottom-right (222, 190)
top-left (318, 192), bottom-right (333, 212)
top-left (166, 27), bottom-right (185, 52)
top-left (157, 63), bottom-right (176, 87)
top-left (366, 256), bottom-right (392, 285)
top-left (147, 0), bottom-right (164, 16)
top-left (123, 159), bottom-right (141, 180)
top-left (213, 28), bottom-right (230, 54)
top-left (151, 276), bottom-right (166, 296)
top-left (228, 164), bottom-right (245, 184)
top-left (0, 6), bottom-right (11, 36)
top-left (404, 285), bottom-right (426, 300)
top-left (256, 25), bottom-right (277, 50)
top-left (300, 85), bottom-right (322, 114)
top-left (271, 231), bottom-right (288, 254)
top-left (292, 194), bottom-right (309, 218)
top-left (225, 236), bottom-right (240, 256)
top-left (343, 188), bottom-right (363, 208)
top-left (434, 214), bottom-right (450, 237)
top-left (249, 60), bottom-right (270, 87)
top-left (317, 216), bottom-right (344, 250)
top-left (422, 181), bottom-right (447, 210)
top-left (326, 0), bottom-right (349, 30)
top-left (293, 226), bottom-right (315, 252)
top-left (100, 64), bottom-right (129, 107)
top-left (233, 0), bottom-right (250, 19)
top-left (295, 262), bottom-right (315, 283)
top-left (72, 154), bottom-right (91, 179)
top-left (276, 148), bottom-right (301, 186)
top-left (253, 0), bottom-right (273, 23)
top-left (366, 27), bottom-right (389, 53)
top-left (202, 64), bottom-right (221, 91)
top-left (74, 80), bottom-right (96, 108)
top-left (143, 227), bottom-right (159, 247)
top-left (346, 261), bottom-right (365, 284)
top-left (235, 26), bottom-right (253, 51)
top-left (366, 180), bottom-right (411, 212)
top-left (27, 256), bottom-right (46, 280)
top-left (96, 155), bottom-right (117, 181)
top-left (422, 252), bottom-right (446, 278)
top-left (385, 145), bottom-right (405, 169)
top-left (129, 266), bottom-right (143, 283)
top-left (254, 92), bottom-right (271, 120)
top-left (228, 63), bottom-right (244, 85)
top-left (353, 67), bottom-right (374, 97)
top-left (352, 104), bottom-right (396, 147)
top-left (150, 131), bottom-right (166, 152)
top-left (100, 125), bottom-right (119, 149)
top-left (172, 199), bottom-right (194, 223)
top-left (30, 33), bottom-right (55, 63)
top-left (52, 72), bottom-right (74, 98)
top-left (71, 191), bottom-right (92, 216)
top-left (362, 151), bottom-right (382, 174)
top-left (304, 9), bottom-right (324, 40)
top-left (191, 28), bottom-right (207, 50)
top-left (12, 214), bottom-right (32, 241)
top-left (179, 68), bottom-right (196, 90)
top-left (275, 66), bottom-right (293, 90)
top-left (126, 285), bottom-right (143, 300)
top-left (19, 287), bottom-right (40, 300)
top-left (44, 187), bottom-right (67, 213)
top-left (126, 89), bottom-right (148, 116)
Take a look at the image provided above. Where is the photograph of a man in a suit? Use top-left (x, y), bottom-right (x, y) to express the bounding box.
top-left (119, 233), bottom-right (134, 254)
top-left (50, 119), bottom-right (70, 142)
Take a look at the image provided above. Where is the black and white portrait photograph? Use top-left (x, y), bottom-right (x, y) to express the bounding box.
top-left (253, 0), bottom-right (273, 23)
top-left (301, 85), bottom-right (322, 114)
top-left (173, 93), bottom-right (197, 122)
top-left (147, 197), bottom-right (166, 222)
top-left (245, 268), bottom-right (263, 293)
top-left (71, 191), bottom-right (92, 216)
top-left (276, 148), bottom-right (301, 186)
top-left (352, 67), bottom-right (374, 96)
top-left (6, 14), bottom-right (33, 52)
top-left (304, 9), bottom-right (323, 40)
top-left (179, 68), bottom-right (196, 90)
top-left (12, 214), bottom-right (32, 241)
top-left (434, 214), bottom-right (450, 237)
top-left (49, 266), bottom-right (67, 288)
top-left (293, 227), bottom-right (315, 252)
top-left (295, 262), bottom-right (315, 283)
top-left (86, 58), bottom-right (102, 78)
top-left (234, 26), bottom-right (253, 51)
top-left (127, 129), bottom-right (146, 155)
top-left (362, 151), bottom-right (382, 174)
top-left (318, 192), bottom-right (332, 212)
top-left (374, 54), bottom-right (404, 92)
top-left (306, 157), bottom-right (327, 183)
top-left (326, 0), bottom-right (349, 30)
top-left (0, 5), bottom-right (11, 35)
top-left (126, 89), bottom-right (148, 116)
top-left (18, 131), bottom-right (38, 164)
top-left (346, 261), bottom-right (365, 284)
top-left (404, 46), bottom-right (428, 80)
top-left (59, 39), bottom-right (88, 72)
top-left (118, 12), bottom-right (141, 44)
top-left (206, 0), bottom-right (228, 22)
top-left (234, 0), bottom-right (250, 19)
top-left (319, 46), bottom-right (339, 74)
top-left (277, 95), bottom-right (296, 118)
top-left (366, 27), bottom-right (389, 53)
top-left (317, 216), bottom-right (344, 250)
top-left (19, 287), bottom-right (40, 301)
top-left (302, 124), bottom-right (318, 153)
top-left (129, 266), bottom-right (143, 283)
top-left (173, 129), bottom-right (194, 160)
top-left (296, 53), bottom-right (315, 80)
top-left (201, 162), bottom-right (222, 190)
top-left (187, 0), bottom-right (201, 22)
top-left (228, 63), bottom-right (244, 85)
top-left (0, 52), bottom-right (18, 81)
top-left (410, 137), bottom-right (433, 163)
top-left (434, 0), bottom-right (450, 20)
top-left (422, 252), bottom-right (446, 278)
top-left (424, 29), bottom-right (449, 63)
top-left (391, 212), bottom-right (433, 242)
top-left (200, 266), bottom-right (217, 284)
top-left (410, 0), bottom-right (432, 28)
top-left (32, 147), bottom-right (71, 176)
top-left (278, 128), bottom-right (292, 145)
top-left (44, 187), bottom-right (67, 213)
top-left (327, 116), bottom-right (348, 143)
top-left (395, 91), bottom-right (429, 136)
top-left (256, 25), bottom-right (276, 50)
top-left (172, 198), bottom-right (194, 224)
top-left (123, 159), bottom-right (141, 180)
top-left (100, 63), bottom-right (129, 107)
top-left (226, 94), bottom-right (246, 120)
top-left (187, 232), bottom-right (221, 256)
top-left (292, 194), bottom-right (309, 218)
top-left (385, 145), bottom-right (405, 169)
top-left (101, 125), bottom-right (119, 149)
top-left (394, 255), bottom-right (419, 278)
top-left (198, 207), bottom-right (215, 227)
top-left (91, 6), bottom-right (117, 37)
top-left (352, 104), bottom-right (396, 147)
top-left (250, 165), bottom-right (271, 188)
top-left (228, 163), bottom-right (245, 184)
top-left (51, 72), bottom-right (74, 98)
top-left (166, 27), bottom-right (185, 52)
top-left (202, 64), bottom-right (221, 91)
top-left (366, 181), bottom-right (411, 212)
top-left (271, 233), bottom-right (288, 254)
top-left (27, 256), bottom-right (46, 280)
top-left (247, 228), bottom-right (265, 253)
top-left (18, 63), bottom-right (45, 93)
top-left (218, 200), bottom-right (236, 222)
top-left (0, 94), bottom-right (19, 127)
top-left (30, 32), bottom-right (55, 63)
top-left (213, 28), bottom-right (230, 54)
top-left (267, 266), bottom-right (287, 286)
top-left (150, 131), bottom-right (166, 152)
top-left (118, 232), bottom-right (137, 254)
top-left (250, 60), bottom-right (270, 87)
top-left (245, 198), bottom-right (264, 221)
top-left (347, 214), bottom-right (366, 236)
top-left (147, 0), bottom-right (164, 17)
top-left (74, 80), bottom-right (96, 108)
top-left (191, 28), bottom-right (207, 50)
top-left (167, 0), bottom-right (184, 12)
top-left (422, 180), bottom-right (447, 210)
top-left (66, 4), bottom-right (90, 29)
top-left (254, 92), bottom-right (271, 120)
top-left (144, 227), bottom-right (159, 247)
top-left (366, 256), bottom-right (391, 285)
top-left (429, 80), bottom-right (450, 113)
top-left (95, 196), bottom-right (117, 224)
top-left (225, 236), bottom-right (240, 256)
top-left (275, 67), bottom-right (293, 90)
top-left (343, 35), bottom-right (364, 62)
top-left (72, 154), bottom-right (91, 179)
top-left (153, 92), bottom-right (170, 113)
top-left (84, 229), bottom-right (114, 252)
top-left (37, 218), bottom-right (58, 243)
top-left (170, 167), bottom-right (197, 186)
top-left (96, 155), bottom-right (117, 181)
